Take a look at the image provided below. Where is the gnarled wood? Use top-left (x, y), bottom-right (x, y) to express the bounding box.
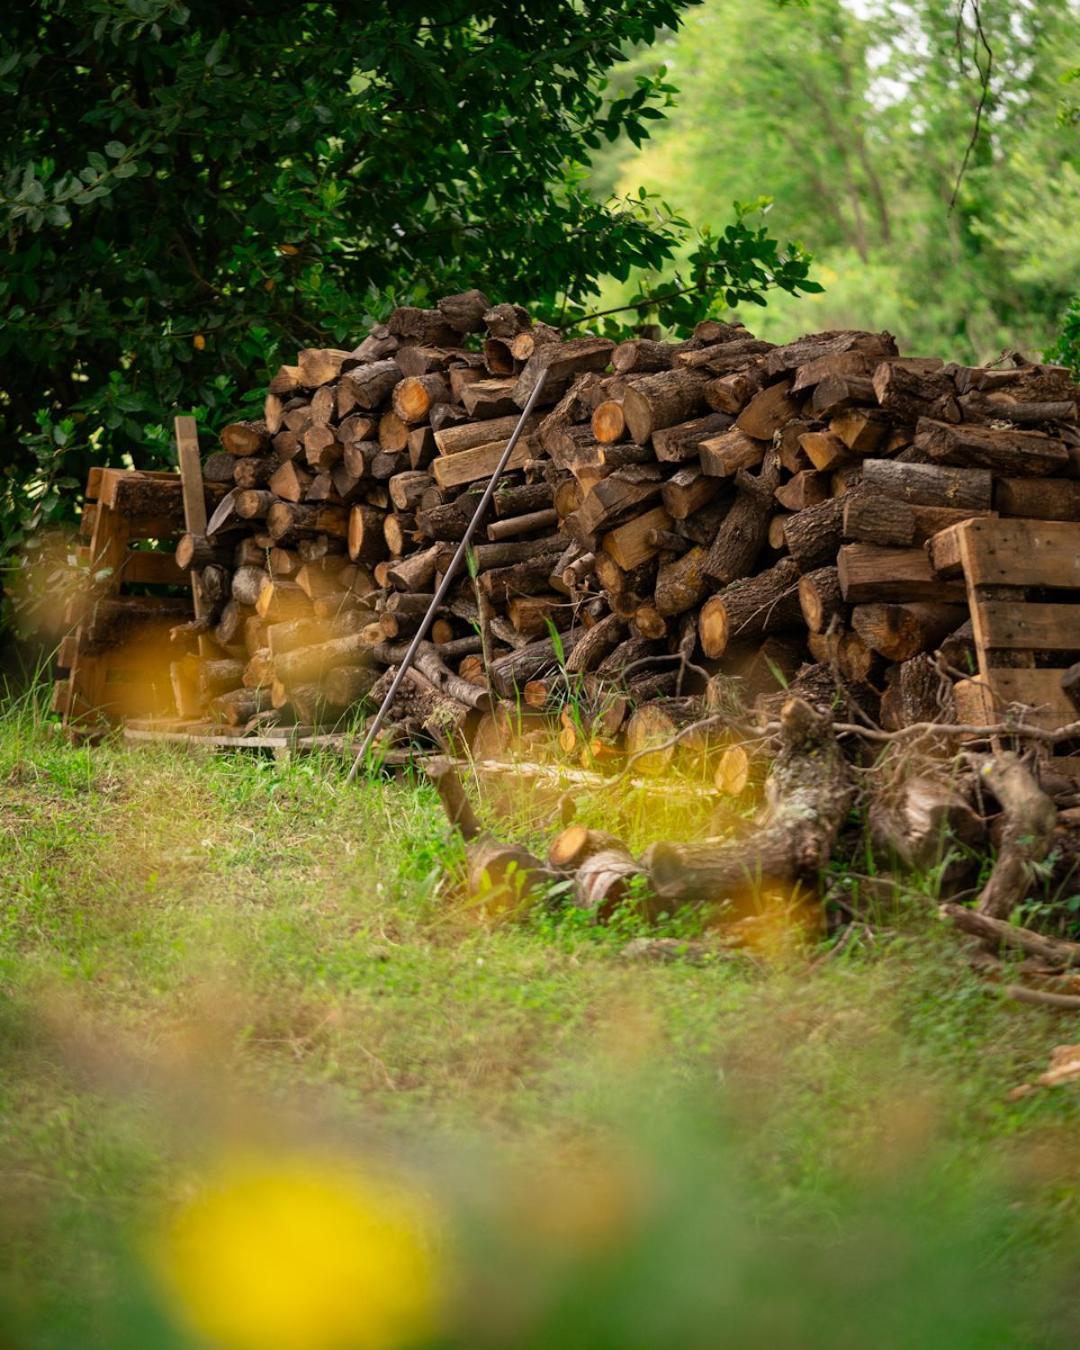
top-left (644, 697), bottom-right (854, 907)
top-left (971, 753), bottom-right (1058, 920)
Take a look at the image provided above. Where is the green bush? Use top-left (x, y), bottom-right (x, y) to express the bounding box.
top-left (0, 0), bottom-right (818, 622)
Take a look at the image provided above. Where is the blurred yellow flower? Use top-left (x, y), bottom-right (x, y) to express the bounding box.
top-left (193, 333), bottom-right (206, 350)
top-left (150, 1152), bottom-right (440, 1350)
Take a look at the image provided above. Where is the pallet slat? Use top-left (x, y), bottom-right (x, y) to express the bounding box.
top-left (943, 517), bottom-right (1080, 733)
top-left (59, 467), bottom-right (197, 738)
top-left (973, 600), bottom-right (1080, 652)
top-left (957, 518), bottom-right (1080, 590)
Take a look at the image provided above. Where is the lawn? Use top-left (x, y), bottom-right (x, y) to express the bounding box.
top-left (3, 694), bottom-right (1080, 1347)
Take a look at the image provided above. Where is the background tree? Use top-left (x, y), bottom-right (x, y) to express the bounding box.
top-left (605, 0), bottom-right (1080, 363)
top-left (0, 0), bottom-right (817, 597)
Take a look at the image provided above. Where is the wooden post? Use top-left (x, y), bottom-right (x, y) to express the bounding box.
top-left (175, 415), bottom-right (211, 656)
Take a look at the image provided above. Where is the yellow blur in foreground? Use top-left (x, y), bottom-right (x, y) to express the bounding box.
top-left (150, 1152), bottom-right (440, 1350)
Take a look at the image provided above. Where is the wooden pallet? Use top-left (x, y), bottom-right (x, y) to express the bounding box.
top-left (932, 517), bottom-right (1080, 731)
top-left (54, 469), bottom-right (195, 738)
top-left (120, 723), bottom-right (719, 798)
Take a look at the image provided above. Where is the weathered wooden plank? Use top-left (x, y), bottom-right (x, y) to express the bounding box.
top-left (958, 518), bottom-right (1080, 590)
top-left (175, 416), bottom-right (212, 659)
top-left (973, 600), bottom-right (1080, 651)
top-left (954, 672), bottom-right (1078, 732)
top-left (116, 548), bottom-right (187, 587)
top-left (175, 418), bottom-right (206, 535)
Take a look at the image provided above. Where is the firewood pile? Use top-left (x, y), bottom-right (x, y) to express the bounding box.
top-left (56, 292), bottom-right (1079, 985)
top-left (173, 293), bottom-right (1080, 775)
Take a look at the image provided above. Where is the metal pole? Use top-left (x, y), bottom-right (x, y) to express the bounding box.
top-left (345, 367), bottom-right (550, 782)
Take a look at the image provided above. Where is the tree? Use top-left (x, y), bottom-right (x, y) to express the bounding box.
top-left (610, 0), bottom-right (1080, 363)
top-left (0, 0), bottom-right (817, 591)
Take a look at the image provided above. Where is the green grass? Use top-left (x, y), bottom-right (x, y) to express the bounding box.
top-left (4, 692), bottom-right (1080, 1346)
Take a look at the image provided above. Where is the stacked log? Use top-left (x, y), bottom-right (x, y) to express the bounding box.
top-left (172, 297), bottom-right (1080, 757)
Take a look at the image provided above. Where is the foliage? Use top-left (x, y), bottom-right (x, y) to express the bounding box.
top-left (1049, 296), bottom-right (1080, 379)
top-left (0, 0), bottom-right (820, 601)
top-left (4, 708), bottom-right (1080, 1343)
top-left (605, 0), bottom-right (1080, 364)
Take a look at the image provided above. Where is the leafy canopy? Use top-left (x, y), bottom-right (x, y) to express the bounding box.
top-left (0, 0), bottom-right (818, 577)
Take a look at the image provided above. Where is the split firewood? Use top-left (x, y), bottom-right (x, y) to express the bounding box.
top-left (797, 566), bottom-right (843, 634)
top-left (489, 632), bottom-right (582, 698)
top-left (232, 565), bottom-right (269, 607)
top-left (838, 544), bottom-right (967, 604)
top-left (220, 421), bottom-right (269, 456)
top-left (465, 837), bottom-right (551, 906)
top-left (654, 546), bottom-right (711, 618)
top-left (209, 687), bottom-right (272, 726)
top-left (735, 380), bottom-right (799, 440)
top-left (611, 338), bottom-right (689, 374)
top-left (699, 558), bottom-right (802, 659)
top-left (703, 449), bottom-right (780, 584)
top-left (879, 654), bottom-right (951, 730)
top-left (872, 359), bottom-right (958, 424)
top-left (273, 633), bottom-right (373, 688)
top-left (841, 491), bottom-right (990, 547)
top-left (573, 844), bottom-right (643, 919)
top-left (914, 419), bottom-right (1069, 476)
top-left (652, 413), bottom-right (733, 464)
top-left (851, 603), bottom-right (967, 662)
top-left (858, 457), bottom-right (993, 509)
top-left (562, 612), bottom-right (625, 674)
top-left (624, 698), bottom-right (716, 776)
top-left (511, 337), bottom-right (614, 408)
top-left (700, 429), bottom-right (764, 478)
top-left (167, 298), bottom-right (1080, 809)
top-left (199, 658), bottom-right (245, 697)
top-left (621, 369), bottom-right (709, 444)
top-left (783, 497), bottom-right (844, 573)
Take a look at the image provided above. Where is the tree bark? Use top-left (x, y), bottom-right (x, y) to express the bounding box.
top-left (859, 457), bottom-right (993, 509)
top-left (851, 602), bottom-right (967, 662)
top-left (797, 565), bottom-right (843, 634)
top-left (621, 369), bottom-right (710, 444)
top-left (971, 752), bottom-right (1058, 920)
top-left (489, 631), bottom-right (583, 697)
top-left (915, 418), bottom-right (1068, 476)
top-left (782, 496), bottom-right (843, 573)
top-left (651, 413), bottom-right (733, 463)
top-left (870, 770), bottom-right (983, 872)
top-left (644, 697), bottom-right (854, 907)
top-left (655, 546), bottom-right (711, 617)
top-left (703, 449), bottom-right (780, 583)
top-left (699, 557), bottom-right (802, 658)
